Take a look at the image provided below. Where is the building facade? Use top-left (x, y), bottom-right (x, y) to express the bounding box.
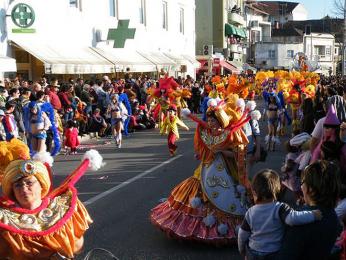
top-left (195, 0), bottom-right (247, 75)
top-left (254, 30), bottom-right (335, 74)
top-left (0, 0), bottom-right (197, 80)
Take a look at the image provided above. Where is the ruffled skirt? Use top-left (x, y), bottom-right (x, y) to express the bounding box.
top-left (150, 176), bottom-right (243, 245)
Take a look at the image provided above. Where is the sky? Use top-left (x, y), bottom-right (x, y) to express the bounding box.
top-left (265, 0), bottom-right (336, 19)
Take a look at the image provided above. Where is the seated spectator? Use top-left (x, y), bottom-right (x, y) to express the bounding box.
top-left (88, 108), bottom-right (109, 138)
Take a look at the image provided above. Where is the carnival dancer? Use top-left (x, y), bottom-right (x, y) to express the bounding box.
top-left (151, 98), bottom-right (250, 244)
top-left (23, 101), bottom-right (61, 156)
top-left (287, 84), bottom-right (303, 133)
top-left (109, 95), bottom-right (124, 148)
top-left (265, 94), bottom-right (281, 152)
top-left (0, 139), bottom-right (103, 259)
top-left (118, 85), bottom-right (132, 136)
top-left (160, 105), bottom-right (189, 156)
top-left (27, 103), bottom-right (51, 154)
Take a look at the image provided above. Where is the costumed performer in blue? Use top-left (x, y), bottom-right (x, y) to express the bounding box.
top-left (24, 101), bottom-right (61, 156)
top-left (118, 85), bottom-right (132, 136)
top-left (262, 79), bottom-right (283, 151)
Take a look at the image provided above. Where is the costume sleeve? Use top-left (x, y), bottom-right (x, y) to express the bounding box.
top-left (160, 118), bottom-right (168, 135)
top-left (279, 203), bottom-right (315, 226)
top-left (176, 117), bottom-right (188, 129)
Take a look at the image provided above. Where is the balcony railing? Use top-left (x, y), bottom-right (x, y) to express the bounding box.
top-left (228, 11), bottom-right (246, 26)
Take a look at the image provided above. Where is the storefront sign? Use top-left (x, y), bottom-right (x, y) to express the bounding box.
top-left (11, 3), bottom-right (36, 33)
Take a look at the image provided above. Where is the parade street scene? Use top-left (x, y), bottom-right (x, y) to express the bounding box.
top-left (1, 0), bottom-right (346, 259)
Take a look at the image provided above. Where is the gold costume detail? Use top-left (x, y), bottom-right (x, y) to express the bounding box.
top-left (200, 128), bottom-right (230, 147)
top-left (0, 191), bottom-right (72, 231)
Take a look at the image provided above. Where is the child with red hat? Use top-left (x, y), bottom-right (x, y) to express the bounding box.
top-left (160, 104), bottom-right (189, 156)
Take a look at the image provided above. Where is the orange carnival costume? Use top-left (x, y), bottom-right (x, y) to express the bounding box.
top-left (151, 98), bottom-right (250, 244)
top-left (0, 139), bottom-right (103, 259)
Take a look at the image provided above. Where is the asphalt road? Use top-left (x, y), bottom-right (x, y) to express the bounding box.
top-left (51, 103), bottom-right (288, 260)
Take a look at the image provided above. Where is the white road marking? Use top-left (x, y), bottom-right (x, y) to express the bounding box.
top-left (84, 155), bottom-right (183, 206)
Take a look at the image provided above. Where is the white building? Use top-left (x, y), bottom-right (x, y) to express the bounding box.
top-left (255, 42), bottom-right (303, 69)
top-left (244, 1), bottom-right (272, 63)
top-left (0, 0), bottom-right (198, 81)
top-left (254, 29), bottom-right (335, 74)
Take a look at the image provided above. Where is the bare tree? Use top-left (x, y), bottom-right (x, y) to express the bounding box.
top-left (334, 0), bottom-right (345, 17)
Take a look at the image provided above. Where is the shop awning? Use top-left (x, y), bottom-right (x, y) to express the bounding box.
top-left (228, 60), bottom-right (244, 72)
top-left (137, 51), bottom-right (176, 66)
top-left (163, 52), bottom-right (186, 65)
top-left (11, 40), bottom-right (114, 74)
top-left (163, 52), bottom-right (201, 71)
top-left (0, 56), bottom-right (17, 72)
top-left (182, 54), bottom-right (201, 68)
top-left (219, 60), bottom-right (241, 74)
top-left (91, 43), bottom-right (156, 72)
top-left (225, 23), bottom-right (247, 38)
top-left (242, 63), bottom-right (257, 73)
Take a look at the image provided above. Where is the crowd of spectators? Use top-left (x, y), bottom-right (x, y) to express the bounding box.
top-left (0, 73), bottom-right (204, 154)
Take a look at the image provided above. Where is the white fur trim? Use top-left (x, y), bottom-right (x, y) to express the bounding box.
top-left (217, 223), bottom-right (228, 235)
top-left (236, 98), bottom-right (245, 109)
top-left (181, 108), bottom-right (191, 118)
top-left (190, 197), bottom-right (202, 208)
top-left (33, 151), bottom-right (54, 166)
top-left (207, 98), bottom-right (217, 108)
top-left (246, 100), bottom-right (257, 111)
top-left (215, 97), bottom-right (222, 104)
top-left (203, 214), bottom-right (216, 227)
top-left (82, 149), bottom-right (105, 171)
top-left (250, 110), bottom-right (261, 121)
top-left (289, 132), bottom-right (311, 147)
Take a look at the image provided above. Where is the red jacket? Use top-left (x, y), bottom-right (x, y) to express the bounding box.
top-left (45, 88), bottom-right (62, 110)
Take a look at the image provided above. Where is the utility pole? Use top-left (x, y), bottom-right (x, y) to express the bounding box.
top-left (343, 0), bottom-right (346, 75)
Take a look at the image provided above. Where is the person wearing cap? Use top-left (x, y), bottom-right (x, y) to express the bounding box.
top-left (311, 104), bottom-right (341, 163)
top-left (0, 140), bottom-right (102, 259)
top-left (45, 78), bottom-right (62, 111)
top-left (160, 104), bottom-right (189, 156)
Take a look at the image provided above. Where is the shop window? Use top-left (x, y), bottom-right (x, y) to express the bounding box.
top-left (179, 8), bottom-right (184, 34)
top-left (69, 0), bottom-right (82, 11)
top-left (287, 50), bottom-right (294, 58)
top-left (139, 0), bottom-right (146, 25)
top-left (268, 50), bottom-right (275, 59)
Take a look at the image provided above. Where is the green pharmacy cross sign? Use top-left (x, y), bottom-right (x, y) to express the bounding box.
top-left (107, 20), bottom-right (136, 48)
top-left (11, 3), bottom-right (35, 28)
